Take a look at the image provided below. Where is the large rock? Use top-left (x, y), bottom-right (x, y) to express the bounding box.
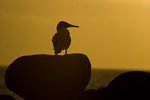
top-left (97, 71), bottom-right (150, 100)
top-left (5, 54), bottom-right (91, 100)
top-left (0, 95), bottom-right (15, 100)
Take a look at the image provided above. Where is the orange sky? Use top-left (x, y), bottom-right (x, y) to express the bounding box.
top-left (1, 0), bottom-right (150, 70)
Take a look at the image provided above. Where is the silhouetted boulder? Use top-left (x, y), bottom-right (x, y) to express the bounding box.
top-left (77, 89), bottom-right (98, 100)
top-left (0, 95), bottom-right (15, 100)
top-left (5, 54), bottom-right (91, 100)
top-left (96, 87), bottom-right (107, 100)
top-left (97, 71), bottom-right (150, 100)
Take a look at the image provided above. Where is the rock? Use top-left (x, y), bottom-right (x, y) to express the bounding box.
top-left (77, 89), bottom-right (98, 100)
top-left (5, 54), bottom-right (91, 100)
top-left (0, 95), bottom-right (15, 100)
top-left (97, 71), bottom-right (150, 100)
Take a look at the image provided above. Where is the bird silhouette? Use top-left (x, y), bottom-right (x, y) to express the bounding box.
top-left (52, 21), bottom-right (79, 55)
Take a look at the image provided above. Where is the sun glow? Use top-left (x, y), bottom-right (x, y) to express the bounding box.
top-left (1, 0), bottom-right (150, 70)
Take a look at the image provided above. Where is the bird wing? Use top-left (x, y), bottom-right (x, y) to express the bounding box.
top-left (52, 30), bottom-right (71, 51)
top-left (52, 33), bottom-right (58, 50)
top-left (52, 33), bottom-right (63, 50)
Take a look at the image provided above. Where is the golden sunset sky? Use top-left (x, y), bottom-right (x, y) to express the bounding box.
top-left (1, 0), bottom-right (150, 70)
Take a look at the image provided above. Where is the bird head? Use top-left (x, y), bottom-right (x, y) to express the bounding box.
top-left (57, 21), bottom-right (79, 31)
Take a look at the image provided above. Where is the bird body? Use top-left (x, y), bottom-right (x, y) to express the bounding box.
top-left (52, 29), bottom-right (71, 54)
top-left (52, 21), bottom-right (78, 55)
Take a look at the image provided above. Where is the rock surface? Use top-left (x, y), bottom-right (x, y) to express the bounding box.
top-left (5, 54), bottom-right (91, 100)
top-left (97, 71), bottom-right (150, 100)
top-left (0, 95), bottom-right (15, 100)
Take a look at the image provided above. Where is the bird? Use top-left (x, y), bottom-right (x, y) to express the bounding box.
top-left (52, 21), bottom-right (79, 55)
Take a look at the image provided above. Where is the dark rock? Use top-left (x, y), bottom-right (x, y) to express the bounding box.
top-left (97, 71), bottom-right (150, 100)
top-left (77, 89), bottom-right (98, 100)
top-left (97, 87), bottom-right (107, 99)
top-left (5, 54), bottom-right (91, 100)
top-left (0, 95), bottom-right (15, 100)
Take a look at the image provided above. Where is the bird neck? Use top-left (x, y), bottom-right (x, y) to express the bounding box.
top-left (57, 28), bottom-right (68, 32)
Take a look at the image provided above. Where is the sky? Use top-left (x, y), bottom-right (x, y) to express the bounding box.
top-left (1, 0), bottom-right (150, 70)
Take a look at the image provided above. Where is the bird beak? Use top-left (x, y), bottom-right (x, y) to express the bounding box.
top-left (68, 24), bottom-right (79, 28)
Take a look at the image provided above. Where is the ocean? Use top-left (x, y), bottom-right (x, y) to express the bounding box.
top-left (0, 66), bottom-right (128, 100)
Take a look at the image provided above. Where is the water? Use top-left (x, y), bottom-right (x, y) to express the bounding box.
top-left (0, 66), bottom-right (127, 100)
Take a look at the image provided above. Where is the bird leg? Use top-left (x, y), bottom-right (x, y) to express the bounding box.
top-left (65, 49), bottom-right (67, 55)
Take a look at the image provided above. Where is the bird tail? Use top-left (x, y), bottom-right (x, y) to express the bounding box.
top-left (55, 50), bottom-right (61, 55)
